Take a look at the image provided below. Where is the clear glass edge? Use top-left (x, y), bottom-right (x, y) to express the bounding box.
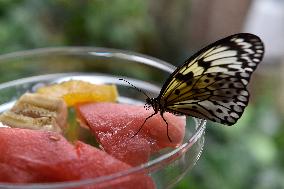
top-left (0, 47), bottom-right (206, 189)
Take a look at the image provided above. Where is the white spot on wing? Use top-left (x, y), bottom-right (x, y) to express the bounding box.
top-left (204, 51), bottom-right (237, 61)
top-left (230, 112), bottom-right (239, 118)
top-left (235, 38), bottom-right (244, 43)
top-left (238, 42), bottom-right (252, 48)
top-left (228, 64), bottom-right (242, 69)
top-left (205, 46), bottom-right (228, 57)
top-left (244, 49), bottom-right (254, 54)
top-left (211, 57), bottom-right (239, 66)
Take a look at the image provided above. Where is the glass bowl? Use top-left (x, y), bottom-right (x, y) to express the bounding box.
top-left (0, 47), bottom-right (206, 189)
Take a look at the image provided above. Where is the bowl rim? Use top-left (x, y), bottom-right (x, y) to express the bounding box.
top-left (0, 47), bottom-right (206, 189)
top-left (0, 46), bottom-right (176, 73)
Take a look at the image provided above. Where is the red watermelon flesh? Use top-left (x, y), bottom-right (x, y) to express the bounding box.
top-left (76, 102), bottom-right (186, 166)
top-left (0, 128), bottom-right (155, 189)
top-left (67, 141), bottom-right (155, 189)
top-left (0, 128), bottom-right (78, 182)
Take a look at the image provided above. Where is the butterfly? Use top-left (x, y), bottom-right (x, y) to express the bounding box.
top-left (120, 33), bottom-right (264, 142)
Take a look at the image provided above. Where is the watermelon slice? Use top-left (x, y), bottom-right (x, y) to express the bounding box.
top-left (67, 142), bottom-right (155, 189)
top-left (0, 128), bottom-right (155, 189)
top-left (76, 102), bottom-right (186, 166)
top-left (0, 128), bottom-right (78, 182)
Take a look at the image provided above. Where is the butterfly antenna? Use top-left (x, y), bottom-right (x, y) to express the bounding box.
top-left (119, 78), bottom-right (150, 99)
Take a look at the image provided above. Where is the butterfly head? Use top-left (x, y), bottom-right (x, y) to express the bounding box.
top-left (145, 97), bottom-right (161, 113)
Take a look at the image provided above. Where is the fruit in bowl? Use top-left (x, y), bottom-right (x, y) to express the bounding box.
top-left (0, 80), bottom-right (186, 189)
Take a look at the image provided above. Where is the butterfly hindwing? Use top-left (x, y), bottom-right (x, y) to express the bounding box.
top-left (158, 33), bottom-right (264, 125)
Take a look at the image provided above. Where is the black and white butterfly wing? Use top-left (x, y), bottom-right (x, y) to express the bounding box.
top-left (158, 33), bottom-right (264, 125)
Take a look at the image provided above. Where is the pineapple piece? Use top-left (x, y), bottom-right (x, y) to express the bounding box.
top-left (36, 80), bottom-right (118, 106)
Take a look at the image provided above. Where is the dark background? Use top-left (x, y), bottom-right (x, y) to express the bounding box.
top-left (0, 1), bottom-right (283, 188)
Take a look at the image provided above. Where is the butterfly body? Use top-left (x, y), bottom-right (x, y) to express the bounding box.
top-left (126, 33), bottom-right (264, 141)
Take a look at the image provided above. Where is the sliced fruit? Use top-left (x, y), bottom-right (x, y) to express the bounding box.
top-left (0, 128), bottom-right (78, 182)
top-left (76, 102), bottom-right (186, 166)
top-left (36, 80), bottom-right (118, 106)
top-left (0, 128), bottom-right (155, 189)
top-left (67, 142), bottom-right (155, 189)
top-left (0, 93), bottom-right (67, 132)
top-left (0, 111), bottom-right (61, 133)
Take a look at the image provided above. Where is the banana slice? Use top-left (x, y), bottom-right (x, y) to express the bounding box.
top-left (0, 93), bottom-right (67, 133)
top-left (0, 111), bottom-right (61, 132)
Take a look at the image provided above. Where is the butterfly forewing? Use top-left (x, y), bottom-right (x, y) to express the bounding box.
top-left (158, 33), bottom-right (264, 125)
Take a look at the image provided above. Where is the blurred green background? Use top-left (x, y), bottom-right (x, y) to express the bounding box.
top-left (0, 0), bottom-right (283, 189)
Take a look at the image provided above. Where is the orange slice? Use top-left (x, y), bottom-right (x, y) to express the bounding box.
top-left (37, 80), bottom-right (118, 106)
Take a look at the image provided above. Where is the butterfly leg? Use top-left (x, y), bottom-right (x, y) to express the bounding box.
top-left (131, 112), bottom-right (157, 138)
top-left (160, 112), bottom-right (172, 142)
